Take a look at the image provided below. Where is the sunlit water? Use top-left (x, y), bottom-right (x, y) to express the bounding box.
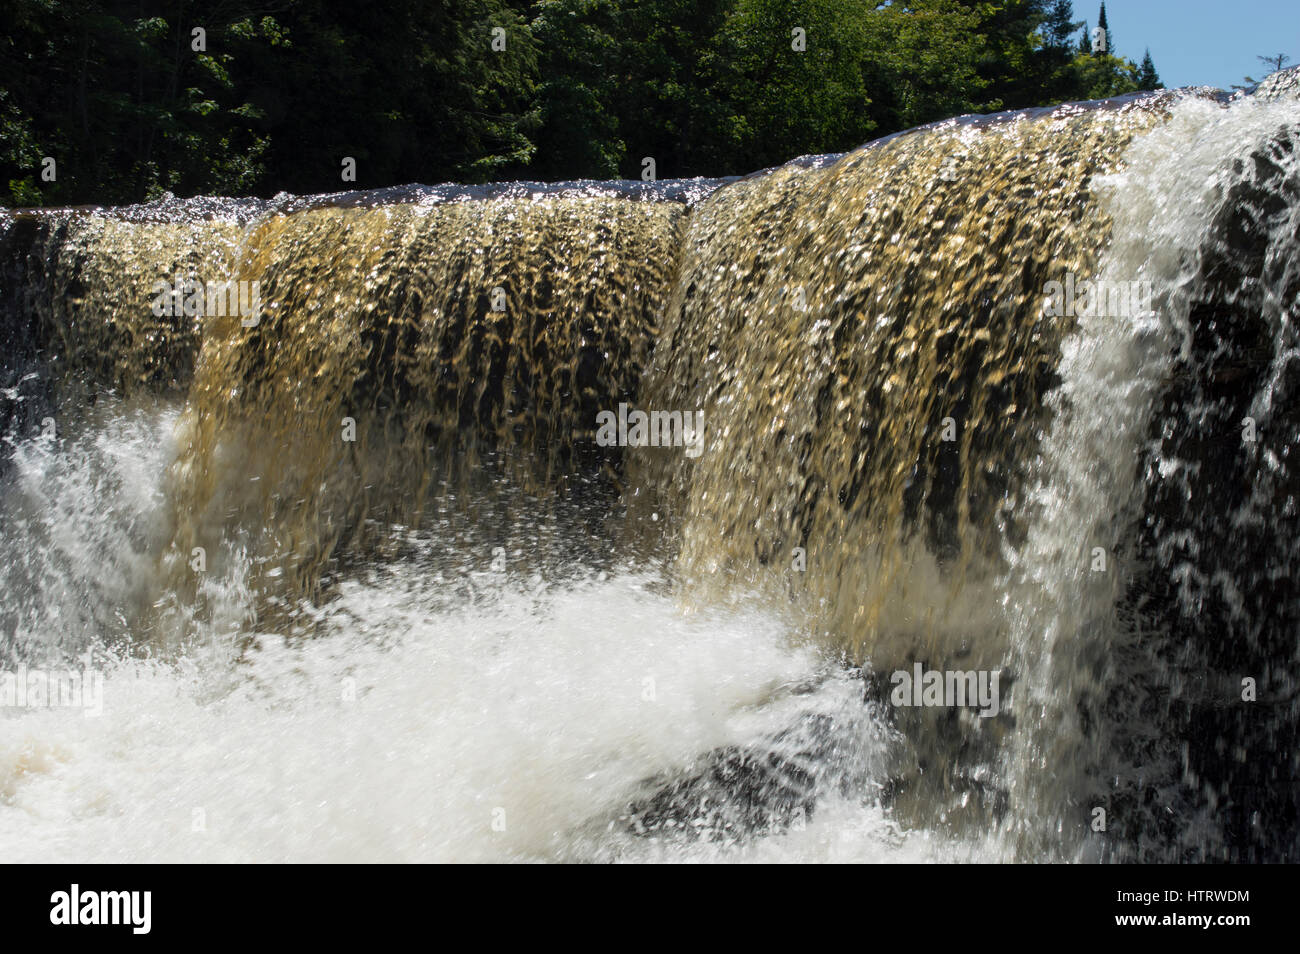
top-left (2, 91), bottom-right (1298, 863)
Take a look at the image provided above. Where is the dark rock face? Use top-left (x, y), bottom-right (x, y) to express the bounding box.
top-left (1111, 122), bottom-right (1300, 861)
top-left (0, 216), bottom-right (59, 472)
top-left (620, 712), bottom-right (841, 843)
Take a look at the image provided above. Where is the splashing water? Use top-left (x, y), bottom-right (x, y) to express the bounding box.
top-left (2, 81), bottom-right (1299, 863)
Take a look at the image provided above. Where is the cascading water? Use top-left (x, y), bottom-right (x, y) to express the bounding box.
top-left (1, 76), bottom-right (1297, 863)
top-left (1001, 92), bottom-right (1300, 862)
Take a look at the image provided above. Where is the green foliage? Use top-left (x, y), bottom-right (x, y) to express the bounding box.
top-left (529, 1), bottom-right (626, 179)
top-left (530, 0), bottom-right (991, 179)
top-left (1136, 49), bottom-right (1162, 91)
top-left (0, 0), bottom-right (1167, 205)
top-left (858, 0), bottom-right (991, 133)
top-left (718, 0), bottom-right (884, 171)
top-left (0, 0), bottom-right (275, 204)
top-left (1069, 51), bottom-right (1139, 99)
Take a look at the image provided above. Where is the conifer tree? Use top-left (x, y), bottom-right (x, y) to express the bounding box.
top-left (1137, 49), bottom-right (1163, 90)
top-left (1043, 0), bottom-right (1079, 50)
top-left (1258, 53), bottom-right (1292, 74)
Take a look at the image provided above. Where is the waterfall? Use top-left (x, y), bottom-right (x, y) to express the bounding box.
top-left (1, 79), bottom-right (1297, 862)
top-left (1000, 95), bottom-right (1300, 861)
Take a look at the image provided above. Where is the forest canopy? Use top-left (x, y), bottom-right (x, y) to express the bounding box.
top-left (0, 0), bottom-right (1163, 205)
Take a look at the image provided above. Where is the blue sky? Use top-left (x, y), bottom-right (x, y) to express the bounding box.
top-left (1083, 0), bottom-right (1298, 90)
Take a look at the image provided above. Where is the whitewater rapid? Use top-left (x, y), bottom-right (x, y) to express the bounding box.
top-left (0, 400), bottom-right (967, 862)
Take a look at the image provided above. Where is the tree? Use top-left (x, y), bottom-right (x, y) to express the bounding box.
top-left (942, 0), bottom-right (1051, 112)
top-left (1235, 54), bottom-right (1292, 92)
top-left (0, 0), bottom-right (276, 205)
top-left (1037, 0), bottom-right (1084, 103)
top-left (0, 0), bottom-right (543, 204)
top-left (1043, 0), bottom-right (1080, 49)
top-left (606, 0), bottom-right (738, 178)
top-left (1258, 53), bottom-right (1292, 74)
top-left (1070, 50), bottom-right (1139, 99)
top-left (720, 0), bottom-right (879, 171)
top-left (856, 0), bottom-right (990, 132)
top-left (0, 0), bottom-right (1173, 203)
top-left (242, 0), bottom-right (541, 190)
top-left (1136, 49), bottom-right (1163, 90)
top-left (528, 1), bottom-right (626, 180)
top-left (530, 0), bottom-right (990, 180)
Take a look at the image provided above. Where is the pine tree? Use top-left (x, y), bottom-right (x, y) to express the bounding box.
top-left (1043, 0), bottom-right (1079, 50)
top-left (1078, 20), bottom-right (1091, 56)
top-left (1137, 49), bottom-right (1163, 90)
top-left (1258, 53), bottom-right (1292, 75)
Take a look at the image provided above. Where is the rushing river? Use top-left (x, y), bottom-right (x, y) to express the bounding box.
top-left (2, 72), bottom-right (1298, 863)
